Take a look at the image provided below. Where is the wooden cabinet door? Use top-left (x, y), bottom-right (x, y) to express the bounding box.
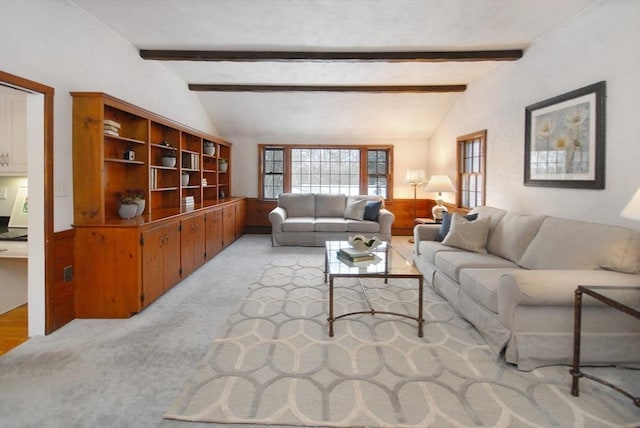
top-left (180, 212), bottom-right (206, 278)
top-left (205, 207), bottom-right (223, 259)
top-left (235, 199), bottom-right (246, 238)
top-left (180, 215), bottom-right (195, 278)
top-left (222, 205), bottom-right (236, 247)
top-left (163, 221), bottom-right (182, 290)
top-left (142, 225), bottom-right (166, 308)
top-left (192, 212), bottom-right (206, 266)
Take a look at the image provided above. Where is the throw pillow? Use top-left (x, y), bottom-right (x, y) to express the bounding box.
top-left (344, 197), bottom-right (366, 220)
top-left (441, 213), bottom-right (490, 253)
top-left (363, 200), bottom-right (382, 221)
top-left (436, 211), bottom-right (478, 242)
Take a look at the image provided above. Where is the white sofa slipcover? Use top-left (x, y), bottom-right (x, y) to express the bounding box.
top-left (413, 206), bottom-right (640, 370)
top-left (269, 193), bottom-right (395, 246)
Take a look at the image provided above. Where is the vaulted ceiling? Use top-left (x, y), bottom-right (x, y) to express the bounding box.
top-left (72, 0), bottom-right (598, 140)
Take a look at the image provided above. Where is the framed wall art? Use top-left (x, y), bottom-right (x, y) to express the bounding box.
top-left (524, 81), bottom-right (606, 188)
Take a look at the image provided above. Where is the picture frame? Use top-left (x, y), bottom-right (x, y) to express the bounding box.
top-left (524, 81), bottom-right (606, 189)
top-left (9, 185), bottom-right (29, 228)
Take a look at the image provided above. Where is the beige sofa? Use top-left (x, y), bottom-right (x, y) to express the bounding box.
top-left (269, 193), bottom-right (394, 246)
top-left (413, 206), bottom-right (640, 370)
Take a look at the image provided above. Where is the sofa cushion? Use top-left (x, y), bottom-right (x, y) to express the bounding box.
top-left (278, 193), bottom-right (315, 217)
top-left (346, 220), bottom-right (380, 233)
top-left (363, 200), bottom-right (382, 221)
top-left (459, 268), bottom-right (519, 314)
top-left (442, 213), bottom-right (490, 253)
top-left (435, 251), bottom-right (519, 283)
top-left (281, 217), bottom-right (315, 232)
top-left (417, 241), bottom-right (465, 264)
top-left (344, 197), bottom-right (366, 220)
top-left (436, 211), bottom-right (478, 241)
top-left (470, 206), bottom-right (508, 236)
top-left (362, 195), bottom-right (385, 209)
top-left (314, 218), bottom-right (347, 232)
top-left (519, 217), bottom-right (640, 273)
top-left (315, 194), bottom-right (346, 217)
top-left (487, 211), bottom-right (546, 263)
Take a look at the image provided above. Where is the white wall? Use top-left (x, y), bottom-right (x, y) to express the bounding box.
top-left (0, 0), bottom-right (219, 231)
top-left (428, 0), bottom-right (640, 230)
top-left (229, 134), bottom-right (430, 199)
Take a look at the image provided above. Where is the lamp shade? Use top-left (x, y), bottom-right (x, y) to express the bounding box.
top-left (423, 175), bottom-right (455, 193)
top-left (405, 169), bottom-right (426, 185)
top-left (621, 187), bottom-right (640, 221)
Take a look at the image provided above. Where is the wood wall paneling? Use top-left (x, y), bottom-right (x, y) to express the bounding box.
top-left (243, 198), bottom-right (444, 236)
top-left (48, 229), bottom-right (76, 331)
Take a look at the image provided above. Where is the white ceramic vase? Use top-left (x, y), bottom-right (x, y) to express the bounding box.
top-left (134, 199), bottom-right (145, 216)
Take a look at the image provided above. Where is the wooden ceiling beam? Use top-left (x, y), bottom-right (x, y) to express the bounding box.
top-left (188, 84), bottom-right (466, 93)
top-left (141, 49), bottom-right (522, 62)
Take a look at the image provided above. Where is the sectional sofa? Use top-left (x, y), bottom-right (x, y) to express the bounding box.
top-left (269, 193), bottom-right (394, 246)
top-left (413, 206), bottom-right (640, 370)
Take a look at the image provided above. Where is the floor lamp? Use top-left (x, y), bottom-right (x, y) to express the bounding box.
top-left (405, 169), bottom-right (426, 243)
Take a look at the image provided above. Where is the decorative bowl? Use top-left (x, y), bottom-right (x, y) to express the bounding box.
top-left (348, 235), bottom-right (382, 252)
top-left (161, 156), bottom-right (176, 167)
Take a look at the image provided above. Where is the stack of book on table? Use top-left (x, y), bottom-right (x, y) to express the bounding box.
top-left (337, 246), bottom-right (375, 263)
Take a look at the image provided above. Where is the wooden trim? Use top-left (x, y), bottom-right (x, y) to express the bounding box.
top-left (456, 129), bottom-right (487, 209)
top-left (256, 145), bottom-right (394, 200)
top-left (188, 84), bottom-right (466, 93)
top-left (140, 49), bottom-right (523, 62)
top-left (0, 70), bottom-right (56, 333)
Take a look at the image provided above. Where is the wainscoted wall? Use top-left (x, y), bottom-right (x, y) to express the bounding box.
top-left (47, 229), bottom-right (75, 331)
top-left (245, 198), bottom-right (451, 236)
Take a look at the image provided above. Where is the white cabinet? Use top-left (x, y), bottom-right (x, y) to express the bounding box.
top-left (0, 242), bottom-right (28, 315)
top-left (0, 86), bottom-right (27, 174)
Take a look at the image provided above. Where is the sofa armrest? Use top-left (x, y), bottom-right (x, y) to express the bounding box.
top-left (498, 269), bottom-right (640, 327)
top-left (413, 224), bottom-right (441, 255)
top-left (268, 207), bottom-right (287, 232)
top-left (377, 208), bottom-right (395, 236)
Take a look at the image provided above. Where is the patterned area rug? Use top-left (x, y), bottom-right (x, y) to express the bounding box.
top-left (165, 256), bottom-right (639, 427)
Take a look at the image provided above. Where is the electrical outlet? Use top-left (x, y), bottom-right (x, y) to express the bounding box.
top-left (63, 265), bottom-right (73, 282)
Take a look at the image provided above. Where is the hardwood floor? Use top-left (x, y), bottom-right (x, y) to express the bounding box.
top-left (0, 304), bottom-right (28, 356)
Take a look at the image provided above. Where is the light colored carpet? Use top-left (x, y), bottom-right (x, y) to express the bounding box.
top-left (1, 235), bottom-right (638, 427)
top-left (165, 254), bottom-right (640, 427)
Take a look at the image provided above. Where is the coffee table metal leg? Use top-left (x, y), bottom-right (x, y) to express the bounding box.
top-left (328, 276), bottom-right (334, 337)
top-left (571, 288), bottom-right (583, 396)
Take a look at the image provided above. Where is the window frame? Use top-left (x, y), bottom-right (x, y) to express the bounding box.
top-left (258, 144), bottom-right (393, 200)
top-left (456, 130), bottom-right (487, 209)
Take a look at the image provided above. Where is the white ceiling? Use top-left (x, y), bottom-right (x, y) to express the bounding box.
top-left (72, 0), bottom-right (599, 140)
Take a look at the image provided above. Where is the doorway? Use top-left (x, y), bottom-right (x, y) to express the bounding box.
top-left (0, 70), bottom-right (54, 339)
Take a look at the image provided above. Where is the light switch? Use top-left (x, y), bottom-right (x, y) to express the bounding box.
top-left (0, 187), bottom-right (7, 199)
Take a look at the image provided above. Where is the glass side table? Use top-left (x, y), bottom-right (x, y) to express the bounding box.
top-left (570, 285), bottom-right (640, 407)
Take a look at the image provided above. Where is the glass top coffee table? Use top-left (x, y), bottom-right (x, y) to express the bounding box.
top-left (324, 240), bottom-right (424, 338)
